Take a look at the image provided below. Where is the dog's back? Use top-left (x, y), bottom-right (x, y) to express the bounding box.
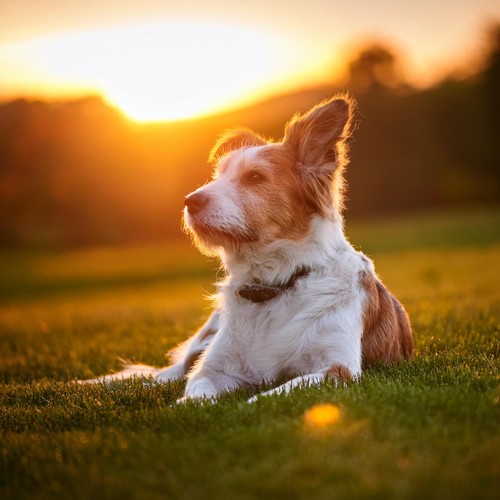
top-left (360, 272), bottom-right (413, 368)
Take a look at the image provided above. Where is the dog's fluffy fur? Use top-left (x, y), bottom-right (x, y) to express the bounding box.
top-left (84, 95), bottom-right (413, 401)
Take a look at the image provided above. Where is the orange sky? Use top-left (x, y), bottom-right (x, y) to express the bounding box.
top-left (1, 0), bottom-right (499, 121)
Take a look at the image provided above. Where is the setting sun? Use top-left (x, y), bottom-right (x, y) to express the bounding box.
top-left (0, 21), bottom-right (330, 122)
top-left (1, 0), bottom-right (500, 123)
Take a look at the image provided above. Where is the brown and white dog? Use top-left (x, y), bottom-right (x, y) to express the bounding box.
top-left (85, 95), bottom-right (413, 402)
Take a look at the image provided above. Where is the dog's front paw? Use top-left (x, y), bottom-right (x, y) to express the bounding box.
top-left (178, 377), bottom-right (218, 404)
top-left (246, 390), bottom-right (277, 403)
top-left (176, 395), bottom-right (193, 404)
top-left (176, 394), bottom-right (215, 405)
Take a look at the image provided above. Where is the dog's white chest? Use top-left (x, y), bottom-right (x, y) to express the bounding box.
top-left (219, 268), bottom-right (362, 381)
top-left (227, 303), bottom-right (310, 379)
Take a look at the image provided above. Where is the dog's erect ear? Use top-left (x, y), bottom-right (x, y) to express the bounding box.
top-left (209, 128), bottom-right (268, 164)
top-left (283, 96), bottom-right (353, 167)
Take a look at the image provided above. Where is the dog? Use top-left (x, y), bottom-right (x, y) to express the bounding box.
top-left (84, 95), bottom-right (413, 402)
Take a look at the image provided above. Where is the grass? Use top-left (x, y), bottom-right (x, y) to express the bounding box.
top-left (1, 206), bottom-right (499, 499)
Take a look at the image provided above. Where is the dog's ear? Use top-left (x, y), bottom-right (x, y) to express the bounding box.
top-left (283, 96), bottom-right (354, 167)
top-left (209, 128), bottom-right (268, 164)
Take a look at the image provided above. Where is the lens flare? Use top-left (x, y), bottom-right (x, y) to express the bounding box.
top-left (303, 403), bottom-right (341, 428)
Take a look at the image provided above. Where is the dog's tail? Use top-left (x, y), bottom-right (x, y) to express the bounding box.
top-left (78, 363), bottom-right (160, 384)
top-left (79, 310), bottom-right (221, 385)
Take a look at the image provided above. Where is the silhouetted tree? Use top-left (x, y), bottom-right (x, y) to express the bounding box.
top-left (347, 44), bottom-right (404, 94)
top-left (480, 23), bottom-right (500, 177)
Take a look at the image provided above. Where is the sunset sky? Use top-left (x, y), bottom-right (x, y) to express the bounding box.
top-left (0, 0), bottom-right (499, 121)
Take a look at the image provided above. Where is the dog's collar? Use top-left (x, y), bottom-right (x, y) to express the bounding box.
top-left (236, 266), bottom-right (311, 303)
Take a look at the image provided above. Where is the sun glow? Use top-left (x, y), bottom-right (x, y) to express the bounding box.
top-left (0, 22), bottom-right (330, 122)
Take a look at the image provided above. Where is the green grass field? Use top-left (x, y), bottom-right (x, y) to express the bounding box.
top-left (1, 207), bottom-right (499, 499)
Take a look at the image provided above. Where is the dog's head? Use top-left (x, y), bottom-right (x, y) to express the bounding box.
top-left (183, 95), bottom-right (355, 255)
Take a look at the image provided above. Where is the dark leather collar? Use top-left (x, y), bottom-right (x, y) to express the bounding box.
top-left (236, 267), bottom-right (310, 303)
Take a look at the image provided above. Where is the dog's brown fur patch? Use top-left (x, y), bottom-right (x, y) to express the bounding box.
top-left (183, 327), bottom-right (217, 373)
top-left (199, 328), bottom-right (217, 342)
top-left (360, 271), bottom-right (413, 368)
top-left (209, 128), bottom-right (268, 166)
top-left (325, 363), bottom-right (353, 382)
top-left (240, 144), bottom-right (316, 242)
top-left (183, 350), bottom-right (203, 373)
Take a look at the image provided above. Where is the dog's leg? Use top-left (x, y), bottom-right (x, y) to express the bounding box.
top-left (155, 309), bottom-right (220, 382)
top-left (178, 328), bottom-right (252, 402)
top-left (247, 372), bottom-right (325, 402)
top-left (178, 370), bottom-right (244, 403)
top-left (247, 363), bottom-right (355, 403)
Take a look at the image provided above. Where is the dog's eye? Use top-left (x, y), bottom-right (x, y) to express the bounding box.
top-left (243, 171), bottom-right (266, 185)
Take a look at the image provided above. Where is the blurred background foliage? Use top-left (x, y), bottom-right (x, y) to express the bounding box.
top-left (0, 24), bottom-right (499, 248)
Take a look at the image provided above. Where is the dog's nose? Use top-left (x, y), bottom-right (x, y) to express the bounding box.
top-left (185, 192), bottom-right (210, 215)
